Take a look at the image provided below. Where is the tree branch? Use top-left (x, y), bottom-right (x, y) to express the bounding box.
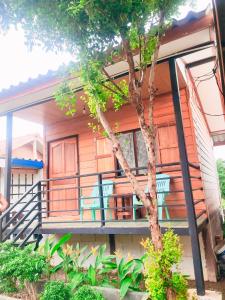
top-left (102, 67), bottom-right (125, 95)
top-left (102, 82), bottom-right (127, 100)
top-left (96, 105), bottom-right (152, 212)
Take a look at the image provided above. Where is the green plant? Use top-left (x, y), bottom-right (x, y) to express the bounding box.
top-left (72, 285), bottom-right (106, 300)
top-left (40, 280), bottom-right (71, 300)
top-left (114, 254), bottom-right (144, 299)
top-left (142, 230), bottom-right (188, 300)
top-left (57, 242), bottom-right (92, 283)
top-left (69, 244), bottom-right (114, 289)
top-left (217, 159), bottom-right (225, 200)
top-left (12, 246), bottom-right (47, 284)
top-left (38, 233), bottom-right (72, 279)
top-left (86, 244), bottom-right (116, 287)
top-left (0, 242), bottom-right (19, 293)
top-left (0, 242), bottom-right (47, 299)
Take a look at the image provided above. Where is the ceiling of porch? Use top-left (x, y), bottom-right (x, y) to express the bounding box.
top-left (13, 61), bottom-right (186, 126)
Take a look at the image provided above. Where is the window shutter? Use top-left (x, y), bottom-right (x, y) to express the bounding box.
top-left (96, 137), bottom-right (115, 174)
top-left (157, 125), bottom-right (179, 164)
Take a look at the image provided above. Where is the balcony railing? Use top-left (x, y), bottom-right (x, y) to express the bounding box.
top-left (0, 161), bottom-right (208, 246)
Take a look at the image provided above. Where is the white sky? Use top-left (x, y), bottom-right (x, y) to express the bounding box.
top-left (0, 0), bottom-right (224, 160)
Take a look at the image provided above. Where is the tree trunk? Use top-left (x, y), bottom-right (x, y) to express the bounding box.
top-left (96, 106), bottom-right (163, 252)
top-left (122, 38), bottom-right (163, 251)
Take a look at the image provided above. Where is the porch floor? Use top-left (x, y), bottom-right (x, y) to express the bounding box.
top-left (40, 215), bottom-right (207, 235)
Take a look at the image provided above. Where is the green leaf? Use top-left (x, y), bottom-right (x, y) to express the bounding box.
top-left (51, 262), bottom-right (63, 274)
top-left (87, 265), bottom-right (96, 286)
top-left (120, 277), bottom-right (132, 299)
top-left (70, 272), bottom-right (84, 290)
top-left (50, 233), bottom-right (72, 256)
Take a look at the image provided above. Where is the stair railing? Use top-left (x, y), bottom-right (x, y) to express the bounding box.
top-left (0, 181), bottom-right (42, 247)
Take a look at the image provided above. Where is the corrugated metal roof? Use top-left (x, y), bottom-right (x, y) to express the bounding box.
top-left (0, 8), bottom-right (208, 100)
top-left (0, 157), bottom-right (43, 169)
top-left (11, 158), bottom-right (44, 169)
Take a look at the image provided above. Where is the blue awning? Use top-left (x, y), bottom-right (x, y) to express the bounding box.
top-left (11, 158), bottom-right (43, 169)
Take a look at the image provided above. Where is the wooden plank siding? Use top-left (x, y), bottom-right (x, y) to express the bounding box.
top-left (43, 88), bottom-right (206, 221)
top-left (187, 74), bottom-right (222, 238)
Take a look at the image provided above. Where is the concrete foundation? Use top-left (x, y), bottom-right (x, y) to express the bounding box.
top-left (51, 232), bottom-right (209, 281)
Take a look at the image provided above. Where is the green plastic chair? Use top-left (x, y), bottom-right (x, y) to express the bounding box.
top-left (133, 174), bottom-right (170, 220)
top-left (80, 180), bottom-right (114, 221)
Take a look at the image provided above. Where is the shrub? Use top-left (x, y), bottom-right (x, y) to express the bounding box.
top-left (142, 230), bottom-right (188, 300)
top-left (11, 245), bottom-right (47, 284)
top-left (0, 242), bottom-right (22, 292)
top-left (72, 285), bottom-right (106, 300)
top-left (40, 280), bottom-right (71, 300)
top-left (0, 242), bottom-right (47, 298)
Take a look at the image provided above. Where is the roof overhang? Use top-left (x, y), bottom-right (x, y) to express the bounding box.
top-left (0, 157), bottom-right (43, 169)
top-left (0, 12), bottom-right (214, 116)
top-left (213, 0), bottom-right (225, 102)
top-left (177, 46), bottom-right (225, 144)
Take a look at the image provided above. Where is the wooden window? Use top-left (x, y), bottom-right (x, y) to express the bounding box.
top-left (96, 137), bottom-right (115, 174)
top-left (116, 129), bottom-right (148, 176)
top-left (157, 124), bottom-right (179, 164)
top-left (95, 125), bottom-right (178, 176)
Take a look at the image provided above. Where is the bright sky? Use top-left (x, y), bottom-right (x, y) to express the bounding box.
top-left (0, 0), bottom-right (224, 159)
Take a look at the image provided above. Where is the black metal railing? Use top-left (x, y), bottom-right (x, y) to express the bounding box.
top-left (0, 161), bottom-right (207, 246)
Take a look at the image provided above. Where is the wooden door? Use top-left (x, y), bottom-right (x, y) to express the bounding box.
top-left (49, 137), bottom-right (79, 217)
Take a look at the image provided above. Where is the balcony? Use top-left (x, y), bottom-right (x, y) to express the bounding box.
top-left (40, 162), bottom-right (207, 235)
top-left (0, 162), bottom-right (208, 245)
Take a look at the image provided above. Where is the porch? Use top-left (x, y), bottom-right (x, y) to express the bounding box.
top-left (0, 161), bottom-right (207, 236)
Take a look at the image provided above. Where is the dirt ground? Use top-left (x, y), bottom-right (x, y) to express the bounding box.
top-left (189, 279), bottom-right (225, 299)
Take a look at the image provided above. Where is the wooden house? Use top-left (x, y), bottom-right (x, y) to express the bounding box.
top-left (0, 9), bottom-right (224, 295)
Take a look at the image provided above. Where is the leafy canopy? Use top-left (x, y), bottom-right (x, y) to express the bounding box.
top-left (217, 159), bottom-right (225, 201)
top-left (1, 0), bottom-right (187, 117)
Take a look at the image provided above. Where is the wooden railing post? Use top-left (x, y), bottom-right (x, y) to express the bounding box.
top-left (98, 174), bottom-right (105, 226)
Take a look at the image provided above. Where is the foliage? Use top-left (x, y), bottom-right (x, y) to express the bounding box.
top-left (142, 230), bottom-right (188, 300)
top-left (40, 280), bottom-right (71, 300)
top-left (68, 243), bottom-right (144, 299)
top-left (0, 242), bottom-right (19, 292)
top-left (72, 285), bottom-right (106, 300)
top-left (1, 0), bottom-right (188, 119)
top-left (217, 159), bottom-right (225, 202)
top-left (69, 244), bottom-right (114, 289)
top-left (0, 242), bottom-right (47, 298)
top-left (0, 235), bottom-right (186, 300)
top-left (38, 233), bottom-right (72, 279)
top-left (111, 253), bottom-right (145, 299)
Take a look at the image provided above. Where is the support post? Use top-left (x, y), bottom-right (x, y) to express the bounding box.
top-left (98, 174), bottom-right (105, 226)
top-left (4, 113), bottom-right (13, 209)
top-left (109, 234), bottom-right (116, 254)
top-left (37, 181), bottom-right (42, 227)
top-left (169, 58), bottom-right (205, 296)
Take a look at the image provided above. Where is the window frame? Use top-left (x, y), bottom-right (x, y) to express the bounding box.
top-left (115, 128), bottom-right (147, 177)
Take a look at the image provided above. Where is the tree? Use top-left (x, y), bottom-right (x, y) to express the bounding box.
top-left (1, 1), bottom-right (188, 298)
top-left (217, 159), bottom-right (225, 202)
